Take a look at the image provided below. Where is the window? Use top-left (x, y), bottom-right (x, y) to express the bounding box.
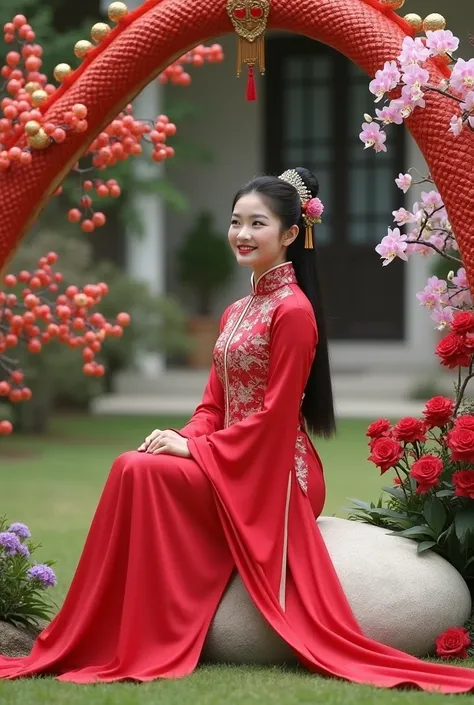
top-left (265, 36), bottom-right (406, 340)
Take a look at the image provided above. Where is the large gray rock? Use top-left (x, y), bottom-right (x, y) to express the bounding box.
top-left (202, 517), bottom-right (472, 663)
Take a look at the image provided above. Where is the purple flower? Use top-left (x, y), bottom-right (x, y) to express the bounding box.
top-left (8, 522), bottom-right (31, 540)
top-left (0, 531), bottom-right (23, 556)
top-left (18, 543), bottom-right (30, 558)
top-left (27, 564), bottom-right (57, 588)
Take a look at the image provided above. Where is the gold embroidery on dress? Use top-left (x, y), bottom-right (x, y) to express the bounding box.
top-left (214, 263), bottom-right (308, 494)
top-left (294, 433), bottom-right (309, 494)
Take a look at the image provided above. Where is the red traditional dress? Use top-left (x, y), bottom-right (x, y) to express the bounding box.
top-left (1, 261), bottom-right (474, 692)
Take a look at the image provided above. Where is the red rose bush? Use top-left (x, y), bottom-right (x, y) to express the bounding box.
top-left (350, 317), bottom-right (474, 599)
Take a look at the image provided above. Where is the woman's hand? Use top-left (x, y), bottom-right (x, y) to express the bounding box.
top-left (138, 429), bottom-right (191, 458)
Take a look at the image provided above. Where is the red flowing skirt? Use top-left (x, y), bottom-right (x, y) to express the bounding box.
top-left (1, 449), bottom-right (474, 693)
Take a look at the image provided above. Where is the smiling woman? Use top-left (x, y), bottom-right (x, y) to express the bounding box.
top-left (229, 196), bottom-right (298, 278)
top-left (1, 0), bottom-right (474, 694)
top-left (2, 167), bottom-right (474, 692)
top-left (230, 168), bottom-right (335, 439)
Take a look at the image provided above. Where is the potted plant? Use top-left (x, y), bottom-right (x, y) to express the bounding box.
top-left (176, 212), bottom-right (235, 368)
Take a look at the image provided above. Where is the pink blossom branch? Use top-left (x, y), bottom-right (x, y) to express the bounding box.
top-left (405, 238), bottom-right (462, 264)
top-left (423, 84), bottom-right (464, 104)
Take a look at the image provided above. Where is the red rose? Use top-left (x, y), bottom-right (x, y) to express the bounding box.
top-left (447, 428), bottom-right (474, 463)
top-left (422, 396), bottom-right (454, 428)
top-left (409, 455), bottom-right (443, 493)
top-left (368, 437), bottom-right (403, 474)
top-left (451, 311), bottom-right (474, 335)
top-left (435, 627), bottom-right (471, 660)
top-left (452, 469), bottom-right (474, 499)
top-left (366, 418), bottom-right (391, 440)
top-left (455, 415), bottom-right (474, 432)
top-left (392, 417), bottom-right (426, 443)
top-left (435, 332), bottom-right (471, 369)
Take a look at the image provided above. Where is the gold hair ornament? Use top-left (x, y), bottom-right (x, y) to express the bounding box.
top-left (278, 169), bottom-right (324, 249)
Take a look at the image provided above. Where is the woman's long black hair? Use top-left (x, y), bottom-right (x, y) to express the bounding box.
top-left (232, 167), bottom-right (336, 438)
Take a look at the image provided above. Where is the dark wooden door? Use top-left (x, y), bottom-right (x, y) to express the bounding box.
top-left (265, 36), bottom-right (406, 340)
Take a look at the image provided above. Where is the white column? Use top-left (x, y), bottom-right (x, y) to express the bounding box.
top-left (125, 80), bottom-right (166, 377)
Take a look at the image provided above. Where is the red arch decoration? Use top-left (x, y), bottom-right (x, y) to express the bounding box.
top-left (1, 0), bottom-right (473, 291)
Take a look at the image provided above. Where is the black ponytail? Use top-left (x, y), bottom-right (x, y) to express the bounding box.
top-left (232, 168), bottom-right (336, 438)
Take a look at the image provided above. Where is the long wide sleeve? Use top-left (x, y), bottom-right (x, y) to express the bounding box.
top-left (187, 302), bottom-right (317, 583)
top-left (173, 364), bottom-right (225, 438)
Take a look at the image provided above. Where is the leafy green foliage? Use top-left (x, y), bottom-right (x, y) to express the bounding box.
top-left (348, 428), bottom-right (474, 587)
top-left (176, 212), bottom-right (235, 315)
top-left (0, 517), bottom-right (56, 629)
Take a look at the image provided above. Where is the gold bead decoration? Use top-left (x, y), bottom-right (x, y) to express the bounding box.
top-left (380, 0), bottom-right (405, 9)
top-left (53, 63), bottom-right (73, 82)
top-left (24, 120), bottom-right (41, 137)
top-left (25, 81), bottom-right (41, 95)
top-left (27, 129), bottom-right (50, 150)
top-left (108, 2), bottom-right (128, 23)
top-left (403, 13), bottom-right (423, 31)
top-left (423, 13), bottom-right (446, 31)
top-left (74, 40), bottom-right (93, 59)
top-left (31, 89), bottom-right (48, 107)
top-left (91, 22), bottom-right (111, 43)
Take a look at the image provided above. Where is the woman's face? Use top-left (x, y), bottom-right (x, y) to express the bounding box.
top-left (228, 193), bottom-right (298, 279)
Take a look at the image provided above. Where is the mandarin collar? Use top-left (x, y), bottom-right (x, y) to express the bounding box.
top-left (251, 262), bottom-right (297, 296)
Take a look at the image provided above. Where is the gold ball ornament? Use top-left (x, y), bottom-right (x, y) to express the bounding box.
top-left (74, 40), bottom-right (93, 59)
top-left (24, 120), bottom-right (41, 137)
top-left (380, 0), bottom-right (405, 9)
top-left (31, 89), bottom-right (48, 107)
top-left (27, 129), bottom-right (50, 150)
top-left (53, 63), bottom-right (73, 82)
top-left (91, 22), bottom-right (111, 43)
top-left (423, 13), bottom-right (446, 31)
top-left (403, 13), bottom-right (423, 31)
top-left (25, 81), bottom-right (41, 95)
top-left (108, 2), bottom-right (128, 23)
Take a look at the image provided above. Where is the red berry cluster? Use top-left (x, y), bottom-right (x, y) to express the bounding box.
top-left (64, 109), bottom-right (177, 231)
top-left (1, 16), bottom-right (90, 164)
top-left (0, 251), bottom-right (131, 434)
top-left (67, 178), bottom-right (121, 233)
top-left (158, 44), bottom-right (224, 86)
top-left (1, 15), bottom-right (224, 230)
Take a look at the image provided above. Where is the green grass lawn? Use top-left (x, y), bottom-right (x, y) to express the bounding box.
top-left (0, 415), bottom-right (472, 704)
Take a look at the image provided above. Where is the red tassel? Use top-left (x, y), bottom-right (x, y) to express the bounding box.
top-left (246, 65), bottom-right (257, 101)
